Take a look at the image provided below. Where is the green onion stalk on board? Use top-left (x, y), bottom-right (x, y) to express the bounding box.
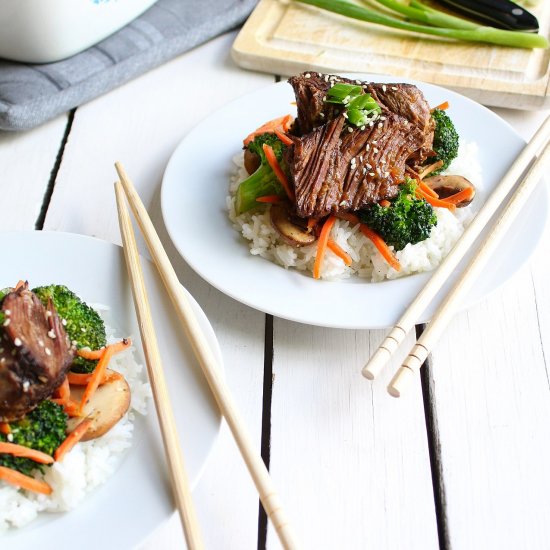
top-left (294, 0), bottom-right (549, 49)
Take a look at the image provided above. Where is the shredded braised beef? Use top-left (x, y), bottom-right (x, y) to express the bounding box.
top-left (0, 283), bottom-right (74, 421)
top-left (285, 73), bottom-right (434, 218)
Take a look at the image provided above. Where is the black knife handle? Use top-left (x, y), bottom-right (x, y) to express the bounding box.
top-left (438, 0), bottom-right (539, 32)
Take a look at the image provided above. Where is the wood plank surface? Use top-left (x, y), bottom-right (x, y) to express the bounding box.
top-left (423, 111), bottom-right (550, 549)
top-left (0, 115), bottom-right (68, 230)
top-left (232, 0), bottom-right (550, 109)
top-left (43, 33), bottom-right (274, 550)
top-left (267, 323), bottom-right (439, 549)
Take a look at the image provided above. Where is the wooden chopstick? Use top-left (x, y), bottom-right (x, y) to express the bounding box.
top-left (387, 132), bottom-right (550, 397)
top-left (114, 181), bottom-right (204, 550)
top-left (114, 163), bottom-right (301, 550)
top-left (363, 114), bottom-right (550, 382)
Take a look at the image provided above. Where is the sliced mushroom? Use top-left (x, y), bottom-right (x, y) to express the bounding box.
top-left (270, 203), bottom-right (317, 247)
top-left (423, 175), bottom-right (476, 207)
top-left (67, 369), bottom-right (130, 441)
top-left (244, 149), bottom-right (261, 175)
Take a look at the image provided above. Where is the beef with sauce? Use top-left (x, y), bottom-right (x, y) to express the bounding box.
top-left (0, 283), bottom-right (74, 422)
top-left (285, 73), bottom-right (432, 218)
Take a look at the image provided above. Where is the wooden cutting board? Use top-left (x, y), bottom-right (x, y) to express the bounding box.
top-left (232, 0), bottom-right (550, 109)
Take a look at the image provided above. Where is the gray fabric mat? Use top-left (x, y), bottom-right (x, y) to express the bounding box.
top-left (0, 0), bottom-right (257, 131)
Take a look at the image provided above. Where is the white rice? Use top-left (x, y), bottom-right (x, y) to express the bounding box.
top-left (0, 308), bottom-right (151, 531)
top-left (228, 138), bottom-right (482, 281)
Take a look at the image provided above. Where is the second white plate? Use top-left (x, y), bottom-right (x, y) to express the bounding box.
top-left (2, 231), bottom-right (221, 549)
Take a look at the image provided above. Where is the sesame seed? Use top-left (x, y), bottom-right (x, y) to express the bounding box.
top-left (305, 73), bottom-right (311, 78)
top-left (378, 123), bottom-right (383, 128)
top-left (38, 339), bottom-right (44, 347)
top-left (4, 310), bottom-right (10, 316)
top-left (369, 172), bottom-right (375, 177)
top-left (385, 171), bottom-right (390, 177)
top-left (366, 144), bottom-right (370, 151)
top-left (391, 86), bottom-right (398, 90)
top-left (366, 163), bottom-right (372, 169)
top-left (348, 127), bottom-right (353, 133)
top-left (46, 311), bottom-right (52, 317)
top-left (22, 380), bottom-right (30, 392)
top-left (72, 340), bottom-right (78, 346)
top-left (382, 84), bottom-right (387, 92)
top-left (48, 330), bottom-right (56, 339)
top-left (355, 80), bottom-right (361, 85)
top-left (2, 319), bottom-right (10, 327)
top-left (7, 433), bottom-right (13, 442)
top-left (62, 319), bottom-right (67, 326)
top-left (360, 125), bottom-right (365, 131)
top-left (45, 348), bottom-right (51, 356)
top-left (0, 358), bottom-right (4, 364)
top-left (343, 112), bottom-right (348, 119)
top-left (320, 112), bottom-right (325, 118)
top-left (14, 338), bottom-right (22, 347)
top-left (372, 140), bottom-right (377, 144)
top-left (81, 327), bottom-right (87, 333)
top-left (374, 148), bottom-right (379, 153)
top-left (359, 155), bottom-right (363, 162)
top-left (325, 75), bottom-right (329, 82)
top-left (363, 168), bottom-right (367, 174)
top-left (380, 116), bottom-right (386, 121)
top-left (369, 122), bottom-right (374, 127)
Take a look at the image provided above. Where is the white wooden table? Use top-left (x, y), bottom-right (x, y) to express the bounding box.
top-left (2, 31), bottom-right (550, 550)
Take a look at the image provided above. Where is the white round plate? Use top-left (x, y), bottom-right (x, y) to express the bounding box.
top-left (161, 76), bottom-right (548, 329)
top-left (1, 231), bottom-right (221, 549)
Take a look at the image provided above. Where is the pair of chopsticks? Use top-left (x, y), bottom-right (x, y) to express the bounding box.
top-left (114, 164), bottom-right (300, 550)
top-left (363, 115), bottom-right (550, 397)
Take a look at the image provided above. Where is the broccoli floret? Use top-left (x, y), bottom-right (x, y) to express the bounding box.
top-left (359, 179), bottom-right (437, 251)
top-left (33, 284), bottom-right (106, 373)
top-left (235, 133), bottom-right (288, 214)
top-left (0, 401), bottom-right (67, 475)
top-left (428, 109), bottom-right (459, 175)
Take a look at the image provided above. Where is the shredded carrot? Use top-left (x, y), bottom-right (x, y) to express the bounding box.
top-left (418, 180), bottom-right (439, 199)
top-left (274, 129), bottom-right (294, 146)
top-left (441, 186), bottom-right (475, 205)
top-left (76, 338), bottom-right (131, 360)
top-left (313, 216), bottom-right (337, 279)
top-left (0, 423), bottom-right (10, 435)
top-left (0, 442), bottom-right (54, 464)
top-left (262, 144), bottom-right (296, 201)
top-left (431, 101), bottom-right (449, 111)
top-left (243, 114), bottom-right (293, 146)
top-left (307, 217), bottom-right (319, 231)
top-left (63, 399), bottom-right (82, 418)
top-left (78, 346), bottom-right (115, 415)
top-left (14, 280), bottom-right (25, 291)
top-left (359, 225), bottom-right (401, 271)
top-left (54, 418), bottom-right (93, 462)
top-left (379, 200), bottom-right (391, 208)
top-left (52, 376), bottom-right (70, 404)
top-left (416, 187), bottom-right (456, 211)
top-left (327, 239), bottom-right (352, 266)
top-left (0, 466), bottom-right (52, 494)
top-left (335, 212), bottom-right (360, 225)
top-left (67, 370), bottom-right (122, 386)
top-left (256, 195), bottom-right (282, 204)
